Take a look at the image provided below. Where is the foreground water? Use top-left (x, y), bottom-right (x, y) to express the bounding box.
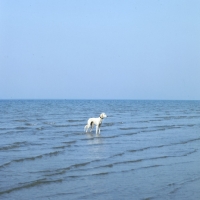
top-left (0, 100), bottom-right (200, 200)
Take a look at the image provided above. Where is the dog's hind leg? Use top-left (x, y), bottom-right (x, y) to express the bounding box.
top-left (89, 122), bottom-right (94, 132)
top-left (84, 125), bottom-right (89, 132)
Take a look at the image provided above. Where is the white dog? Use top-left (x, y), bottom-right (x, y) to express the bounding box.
top-left (84, 113), bottom-right (107, 134)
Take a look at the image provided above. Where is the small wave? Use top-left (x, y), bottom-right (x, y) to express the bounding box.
top-left (122, 159), bottom-right (143, 164)
top-left (141, 164), bottom-right (163, 169)
top-left (128, 138), bottom-right (200, 154)
top-left (89, 163), bottom-right (114, 171)
top-left (93, 172), bottom-right (109, 176)
top-left (54, 124), bottom-right (70, 128)
top-left (128, 147), bottom-right (151, 153)
top-left (81, 138), bottom-right (95, 141)
top-left (182, 149), bottom-right (198, 156)
top-left (16, 126), bottom-right (29, 130)
top-left (178, 137), bottom-right (200, 145)
top-left (54, 124), bottom-right (81, 128)
top-left (104, 164), bottom-right (113, 168)
top-left (139, 126), bottom-right (181, 134)
top-left (150, 155), bottom-right (173, 160)
top-left (168, 176), bottom-right (200, 195)
top-left (102, 135), bottom-right (119, 139)
top-left (0, 161), bottom-right (11, 169)
top-left (43, 151), bottom-right (63, 157)
top-left (175, 116), bottom-right (189, 119)
top-left (71, 132), bottom-right (84, 136)
top-left (14, 119), bottom-right (27, 122)
top-left (0, 151), bottom-right (63, 169)
top-left (0, 131), bottom-right (15, 135)
top-left (120, 127), bottom-right (148, 131)
top-left (187, 124), bottom-right (195, 127)
top-left (0, 178), bottom-right (62, 195)
top-left (44, 168), bottom-right (70, 177)
top-left (0, 128), bottom-right (8, 131)
top-left (104, 123), bottom-right (115, 126)
top-left (112, 152), bottom-right (125, 157)
top-left (97, 156), bottom-right (174, 169)
top-left (0, 141), bottom-right (29, 151)
top-left (63, 140), bottom-right (77, 145)
top-left (33, 166), bottom-right (71, 175)
top-left (136, 120), bottom-right (149, 123)
top-left (124, 132), bottom-right (138, 136)
top-left (52, 146), bottom-right (67, 149)
top-left (148, 128), bottom-right (166, 132)
top-left (188, 115), bottom-right (200, 119)
top-left (68, 119), bottom-right (85, 123)
top-left (143, 125), bottom-right (181, 133)
top-left (43, 122), bottom-right (56, 125)
top-left (120, 127), bottom-right (136, 130)
top-left (71, 162), bottom-right (91, 168)
top-left (24, 122), bottom-right (37, 126)
top-left (67, 175), bottom-right (82, 178)
top-left (14, 155), bottom-right (43, 162)
top-left (83, 164), bottom-right (164, 178)
top-left (149, 119), bottom-right (162, 122)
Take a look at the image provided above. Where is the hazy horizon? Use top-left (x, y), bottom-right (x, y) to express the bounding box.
top-left (1, 99), bottom-right (200, 101)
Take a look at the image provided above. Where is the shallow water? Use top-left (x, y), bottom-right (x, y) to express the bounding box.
top-left (0, 100), bottom-right (200, 199)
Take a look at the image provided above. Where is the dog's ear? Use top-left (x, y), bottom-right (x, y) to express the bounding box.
top-left (100, 113), bottom-right (103, 118)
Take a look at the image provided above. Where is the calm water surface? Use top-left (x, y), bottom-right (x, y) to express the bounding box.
top-left (0, 100), bottom-right (200, 200)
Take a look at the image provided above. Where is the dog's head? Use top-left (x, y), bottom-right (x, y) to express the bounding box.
top-left (100, 113), bottom-right (107, 119)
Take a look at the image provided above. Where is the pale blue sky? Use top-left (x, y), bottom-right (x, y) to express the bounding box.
top-left (1, 0), bottom-right (200, 100)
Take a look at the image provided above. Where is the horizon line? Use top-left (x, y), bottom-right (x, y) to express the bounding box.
top-left (0, 98), bottom-right (200, 101)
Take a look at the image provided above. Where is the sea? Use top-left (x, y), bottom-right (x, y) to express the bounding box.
top-left (0, 100), bottom-right (200, 200)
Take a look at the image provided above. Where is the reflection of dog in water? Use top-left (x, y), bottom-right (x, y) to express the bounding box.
top-left (84, 113), bottom-right (107, 134)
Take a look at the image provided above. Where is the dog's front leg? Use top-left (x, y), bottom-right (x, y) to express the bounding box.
top-left (96, 126), bottom-right (101, 134)
top-left (96, 125), bottom-right (99, 134)
top-left (98, 124), bottom-right (101, 134)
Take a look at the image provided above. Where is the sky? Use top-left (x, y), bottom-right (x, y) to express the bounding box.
top-left (0, 0), bottom-right (200, 100)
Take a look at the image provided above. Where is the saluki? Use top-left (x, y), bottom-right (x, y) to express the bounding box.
top-left (84, 113), bottom-right (107, 134)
